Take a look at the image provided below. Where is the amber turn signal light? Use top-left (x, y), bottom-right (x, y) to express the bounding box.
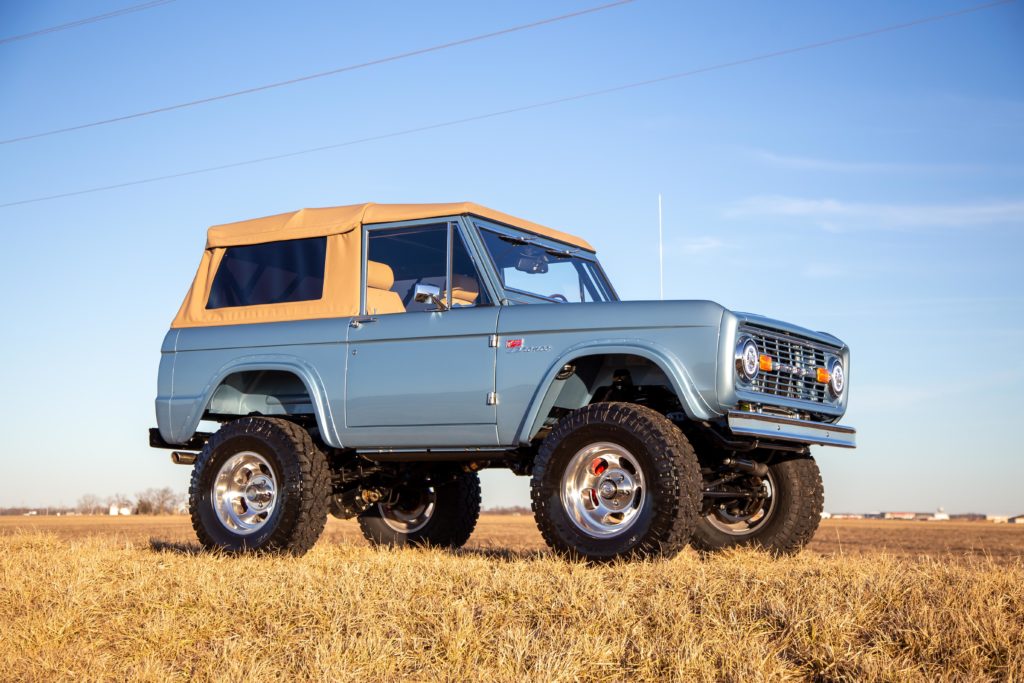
top-left (816, 367), bottom-right (831, 384)
top-left (758, 354), bottom-right (774, 372)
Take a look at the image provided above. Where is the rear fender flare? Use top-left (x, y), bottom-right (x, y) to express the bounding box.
top-left (179, 354), bottom-right (341, 448)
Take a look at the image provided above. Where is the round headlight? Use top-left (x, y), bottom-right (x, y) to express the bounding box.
top-left (735, 337), bottom-right (759, 381)
top-left (828, 358), bottom-right (845, 397)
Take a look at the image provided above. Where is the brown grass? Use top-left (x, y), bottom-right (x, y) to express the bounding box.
top-left (5, 515), bottom-right (1024, 563)
top-left (1, 516), bottom-right (1022, 681)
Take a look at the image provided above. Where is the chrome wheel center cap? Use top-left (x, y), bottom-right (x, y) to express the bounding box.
top-left (600, 472), bottom-right (634, 499)
top-left (244, 476), bottom-right (274, 510)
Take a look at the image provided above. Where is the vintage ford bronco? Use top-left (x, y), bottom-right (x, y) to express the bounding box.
top-left (153, 202), bottom-right (854, 560)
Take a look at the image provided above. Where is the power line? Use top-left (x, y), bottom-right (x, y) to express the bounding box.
top-left (0, 0), bottom-right (175, 46)
top-left (0, 0), bottom-right (638, 146)
top-left (0, 0), bottom-right (1012, 210)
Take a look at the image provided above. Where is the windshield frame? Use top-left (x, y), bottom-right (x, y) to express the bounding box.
top-left (472, 217), bottom-right (618, 304)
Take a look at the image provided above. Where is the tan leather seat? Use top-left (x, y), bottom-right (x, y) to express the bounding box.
top-left (448, 274), bottom-right (480, 308)
top-left (365, 261), bottom-right (405, 314)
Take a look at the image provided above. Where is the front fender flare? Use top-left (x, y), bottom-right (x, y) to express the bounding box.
top-left (516, 339), bottom-right (717, 445)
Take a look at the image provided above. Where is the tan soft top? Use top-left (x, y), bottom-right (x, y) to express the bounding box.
top-left (206, 202), bottom-right (594, 251)
top-left (173, 202), bottom-right (593, 328)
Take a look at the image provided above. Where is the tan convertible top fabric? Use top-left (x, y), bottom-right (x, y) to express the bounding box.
top-left (173, 202), bottom-right (594, 328)
top-left (172, 231), bottom-right (361, 328)
top-left (205, 202), bottom-right (594, 251)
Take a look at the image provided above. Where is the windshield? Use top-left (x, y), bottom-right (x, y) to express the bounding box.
top-left (477, 224), bottom-right (616, 303)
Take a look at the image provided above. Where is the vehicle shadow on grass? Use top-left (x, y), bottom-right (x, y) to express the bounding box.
top-left (147, 537), bottom-right (550, 561)
top-left (454, 547), bottom-right (549, 562)
top-left (148, 538), bottom-right (207, 555)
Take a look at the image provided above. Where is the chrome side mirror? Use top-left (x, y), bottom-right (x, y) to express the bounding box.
top-left (413, 283), bottom-right (448, 311)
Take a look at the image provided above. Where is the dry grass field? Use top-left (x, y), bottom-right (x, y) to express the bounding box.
top-left (1, 516), bottom-right (1022, 681)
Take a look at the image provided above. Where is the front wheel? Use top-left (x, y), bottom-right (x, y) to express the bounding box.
top-left (692, 455), bottom-right (824, 555)
top-left (358, 471), bottom-right (481, 548)
top-left (531, 402), bottom-right (702, 561)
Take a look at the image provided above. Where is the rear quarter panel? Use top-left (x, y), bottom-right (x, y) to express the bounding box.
top-left (156, 318), bottom-right (350, 446)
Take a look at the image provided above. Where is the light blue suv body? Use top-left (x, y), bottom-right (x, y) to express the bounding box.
top-left (154, 209), bottom-right (855, 458)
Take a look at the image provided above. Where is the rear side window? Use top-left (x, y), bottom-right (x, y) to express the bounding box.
top-left (207, 237), bottom-right (327, 309)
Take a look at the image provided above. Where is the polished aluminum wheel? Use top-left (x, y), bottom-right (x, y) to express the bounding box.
top-left (211, 451), bottom-right (278, 535)
top-left (379, 488), bottom-right (436, 534)
top-left (560, 442), bottom-right (646, 537)
top-left (705, 470), bottom-right (776, 536)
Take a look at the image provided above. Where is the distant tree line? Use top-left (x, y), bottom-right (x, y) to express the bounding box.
top-left (483, 506), bottom-right (532, 515)
top-left (0, 488), bottom-right (186, 516)
top-left (132, 488), bottom-right (184, 515)
top-left (0, 505), bottom-right (77, 516)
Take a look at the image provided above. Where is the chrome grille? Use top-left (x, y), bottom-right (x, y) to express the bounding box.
top-left (742, 326), bottom-right (836, 405)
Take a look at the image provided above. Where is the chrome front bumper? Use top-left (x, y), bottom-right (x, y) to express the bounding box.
top-left (727, 411), bottom-right (856, 449)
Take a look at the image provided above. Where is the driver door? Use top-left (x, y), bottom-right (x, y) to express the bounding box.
top-left (343, 220), bottom-right (500, 448)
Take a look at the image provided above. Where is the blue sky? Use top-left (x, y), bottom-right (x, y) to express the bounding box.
top-left (0, 0), bottom-right (1021, 514)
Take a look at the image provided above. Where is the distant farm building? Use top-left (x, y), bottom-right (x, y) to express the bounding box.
top-left (987, 515), bottom-right (1009, 524)
top-left (951, 513), bottom-right (987, 521)
top-left (1009, 515), bottom-right (1024, 524)
top-left (831, 513), bottom-right (864, 520)
top-left (108, 504), bottom-right (132, 516)
top-left (820, 511), bottom-right (832, 519)
top-left (883, 510), bottom-right (949, 521)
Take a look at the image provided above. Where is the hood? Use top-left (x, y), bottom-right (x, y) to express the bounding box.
top-left (733, 311), bottom-right (846, 349)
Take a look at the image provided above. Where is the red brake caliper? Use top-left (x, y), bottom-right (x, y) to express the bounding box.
top-left (584, 458), bottom-right (608, 507)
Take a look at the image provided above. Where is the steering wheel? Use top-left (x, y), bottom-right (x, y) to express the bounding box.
top-left (548, 293), bottom-right (569, 303)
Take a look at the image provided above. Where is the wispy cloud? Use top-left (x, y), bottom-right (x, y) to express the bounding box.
top-left (748, 149), bottom-right (1002, 174)
top-left (674, 236), bottom-right (726, 254)
top-left (855, 371), bottom-right (1024, 412)
top-left (726, 196), bottom-right (1024, 231)
top-left (812, 296), bottom-right (1024, 317)
top-left (801, 263), bottom-right (846, 279)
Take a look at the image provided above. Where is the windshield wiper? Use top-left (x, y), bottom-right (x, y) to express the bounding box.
top-left (496, 231), bottom-right (577, 258)
top-left (498, 234), bottom-right (535, 246)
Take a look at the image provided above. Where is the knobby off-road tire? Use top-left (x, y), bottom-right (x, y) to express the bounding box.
top-left (531, 402), bottom-right (702, 562)
top-left (358, 471), bottom-right (481, 548)
top-left (692, 456), bottom-right (824, 555)
top-left (189, 417), bottom-right (331, 556)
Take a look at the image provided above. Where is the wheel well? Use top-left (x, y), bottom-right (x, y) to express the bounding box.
top-left (205, 370), bottom-right (315, 420)
top-left (531, 353), bottom-right (683, 440)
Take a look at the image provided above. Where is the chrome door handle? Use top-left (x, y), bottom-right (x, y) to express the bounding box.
top-left (350, 316), bottom-right (378, 328)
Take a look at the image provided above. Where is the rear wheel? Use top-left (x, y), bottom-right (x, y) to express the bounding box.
top-left (358, 471), bottom-right (481, 548)
top-left (531, 402), bottom-right (702, 561)
top-left (189, 417), bottom-right (331, 555)
top-left (692, 455), bottom-right (823, 555)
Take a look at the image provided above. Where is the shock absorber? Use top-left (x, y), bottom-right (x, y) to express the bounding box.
top-left (722, 457), bottom-right (769, 477)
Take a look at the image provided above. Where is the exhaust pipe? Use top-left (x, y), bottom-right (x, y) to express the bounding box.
top-left (170, 451), bottom-right (197, 466)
